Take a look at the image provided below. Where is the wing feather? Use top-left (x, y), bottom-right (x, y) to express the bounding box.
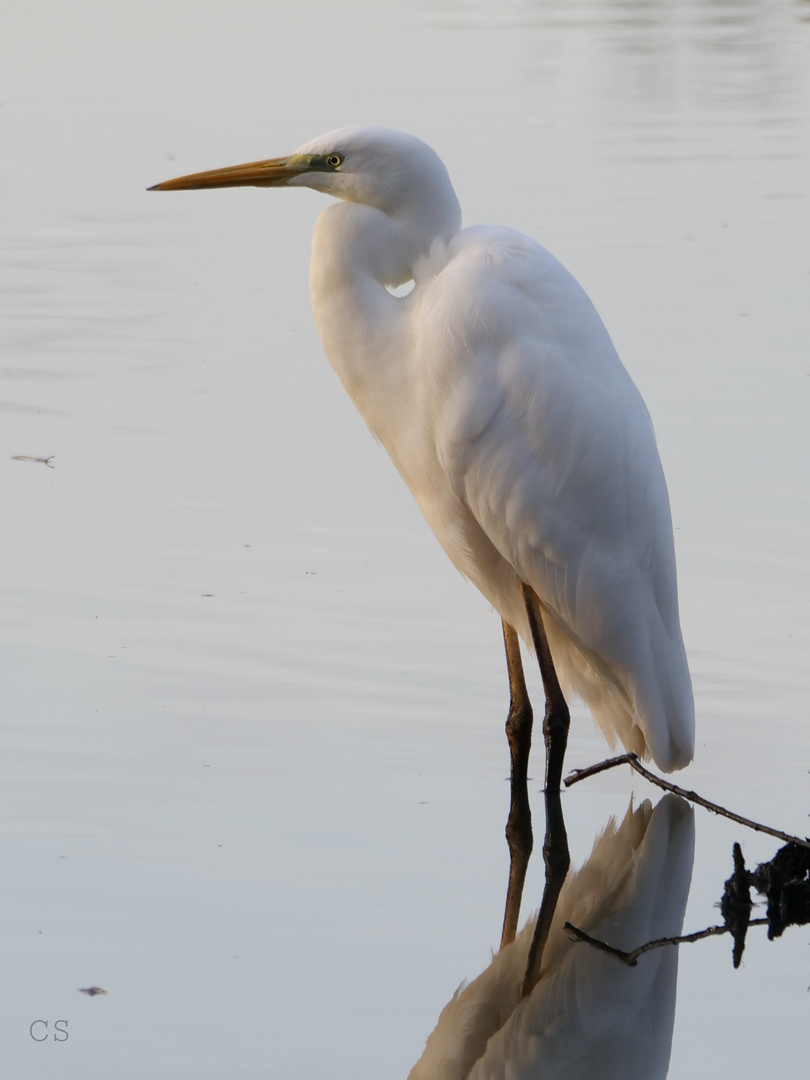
top-left (418, 226), bottom-right (693, 769)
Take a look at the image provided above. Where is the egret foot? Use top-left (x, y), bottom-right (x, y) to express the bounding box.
top-left (500, 620), bottom-right (535, 948)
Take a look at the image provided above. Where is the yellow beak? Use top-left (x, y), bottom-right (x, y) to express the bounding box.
top-left (148, 154), bottom-right (311, 191)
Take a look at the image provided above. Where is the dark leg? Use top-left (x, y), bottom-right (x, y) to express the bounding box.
top-left (500, 621), bottom-right (534, 948)
top-left (521, 788), bottom-right (570, 997)
top-left (502, 620), bottom-right (533, 783)
top-left (520, 582), bottom-right (570, 792)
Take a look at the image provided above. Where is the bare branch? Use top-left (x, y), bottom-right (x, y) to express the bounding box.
top-left (564, 753), bottom-right (637, 784)
top-left (564, 754), bottom-right (810, 851)
top-left (564, 918), bottom-right (770, 967)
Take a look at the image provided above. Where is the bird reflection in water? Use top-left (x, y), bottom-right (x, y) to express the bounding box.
top-left (409, 793), bottom-right (694, 1080)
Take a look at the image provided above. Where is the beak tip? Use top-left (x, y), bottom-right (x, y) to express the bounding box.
top-left (144, 155), bottom-right (299, 194)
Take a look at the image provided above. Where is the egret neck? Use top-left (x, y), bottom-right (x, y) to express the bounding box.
top-left (309, 189), bottom-right (460, 450)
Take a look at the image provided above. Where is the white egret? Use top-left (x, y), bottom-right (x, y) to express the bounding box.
top-left (150, 127), bottom-right (694, 789)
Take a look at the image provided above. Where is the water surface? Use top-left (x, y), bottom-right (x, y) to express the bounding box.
top-left (1, 1), bottom-right (809, 1076)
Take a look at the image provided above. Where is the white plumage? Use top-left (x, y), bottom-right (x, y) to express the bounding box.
top-left (151, 126), bottom-right (694, 777)
top-left (408, 796), bottom-right (695, 1080)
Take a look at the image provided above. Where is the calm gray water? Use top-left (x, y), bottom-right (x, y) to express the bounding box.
top-left (1, 1), bottom-right (809, 1076)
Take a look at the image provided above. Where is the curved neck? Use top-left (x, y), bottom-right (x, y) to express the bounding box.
top-left (309, 200), bottom-right (452, 416)
top-left (307, 179), bottom-right (461, 464)
top-left (310, 204), bottom-right (405, 400)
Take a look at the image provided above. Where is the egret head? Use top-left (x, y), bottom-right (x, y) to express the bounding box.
top-left (149, 126), bottom-right (462, 238)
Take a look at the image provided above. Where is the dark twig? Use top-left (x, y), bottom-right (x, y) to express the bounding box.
top-left (564, 918), bottom-right (770, 967)
top-left (564, 753), bottom-right (810, 851)
top-left (564, 754), bottom-right (638, 784)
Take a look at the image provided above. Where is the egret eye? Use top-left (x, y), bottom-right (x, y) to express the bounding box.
top-left (326, 154), bottom-right (343, 169)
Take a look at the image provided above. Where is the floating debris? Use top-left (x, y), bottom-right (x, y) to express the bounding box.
top-left (11, 454), bottom-right (54, 468)
top-left (720, 843), bottom-right (753, 968)
top-left (750, 841), bottom-right (810, 941)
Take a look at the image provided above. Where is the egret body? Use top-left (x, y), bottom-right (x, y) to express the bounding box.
top-left (150, 127), bottom-right (694, 788)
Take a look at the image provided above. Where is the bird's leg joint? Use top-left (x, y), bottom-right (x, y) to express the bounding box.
top-left (506, 694), bottom-right (533, 743)
top-left (506, 697), bottom-right (533, 784)
top-left (542, 696), bottom-right (570, 742)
